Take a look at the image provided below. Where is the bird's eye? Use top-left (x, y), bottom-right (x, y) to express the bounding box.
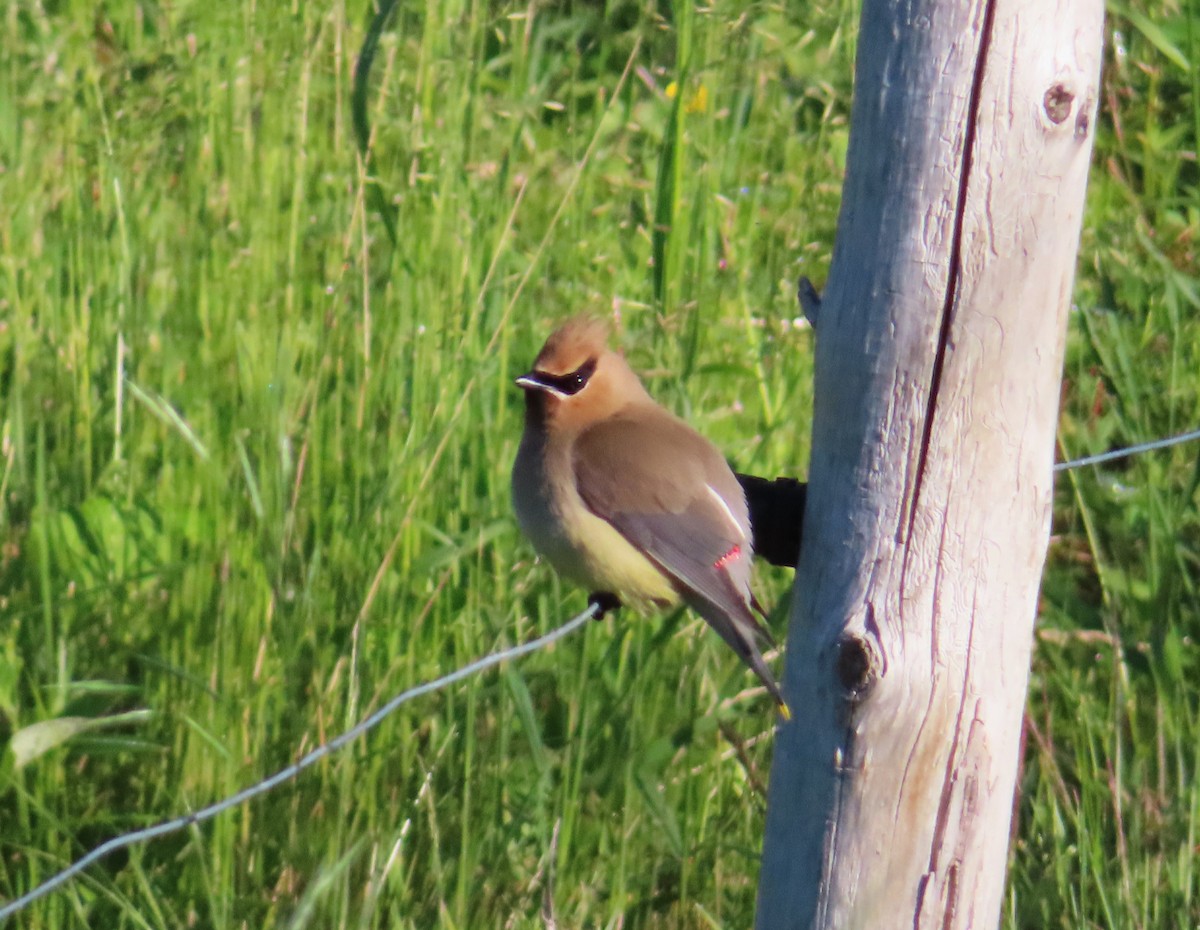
top-left (542, 358), bottom-right (596, 396)
top-left (562, 359), bottom-right (596, 395)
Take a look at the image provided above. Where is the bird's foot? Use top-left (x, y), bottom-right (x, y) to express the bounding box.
top-left (587, 592), bottom-right (622, 620)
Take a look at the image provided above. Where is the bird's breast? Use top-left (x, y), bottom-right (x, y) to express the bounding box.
top-left (512, 429), bottom-right (677, 608)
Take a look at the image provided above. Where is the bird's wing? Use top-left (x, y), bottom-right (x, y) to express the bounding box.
top-left (573, 411), bottom-right (788, 714)
top-left (572, 410), bottom-right (772, 648)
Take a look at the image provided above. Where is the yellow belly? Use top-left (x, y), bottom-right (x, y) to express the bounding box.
top-left (513, 436), bottom-right (678, 610)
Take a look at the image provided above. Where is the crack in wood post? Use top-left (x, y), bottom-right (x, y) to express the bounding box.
top-left (903, 0), bottom-right (1000, 552)
top-left (901, 3), bottom-right (999, 922)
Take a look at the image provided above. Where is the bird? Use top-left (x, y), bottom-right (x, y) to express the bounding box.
top-left (511, 317), bottom-right (789, 718)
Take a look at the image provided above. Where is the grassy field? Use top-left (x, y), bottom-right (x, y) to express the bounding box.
top-left (1, 0), bottom-right (1197, 927)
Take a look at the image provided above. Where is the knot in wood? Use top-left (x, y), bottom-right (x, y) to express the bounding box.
top-left (1043, 83), bottom-right (1074, 124)
top-left (1074, 102), bottom-right (1092, 140)
top-left (835, 632), bottom-right (878, 700)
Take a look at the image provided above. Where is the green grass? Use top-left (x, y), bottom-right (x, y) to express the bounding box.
top-left (0, 1), bottom-right (1197, 927)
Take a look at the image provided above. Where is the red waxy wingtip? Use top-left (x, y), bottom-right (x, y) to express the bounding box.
top-left (713, 544), bottom-right (742, 570)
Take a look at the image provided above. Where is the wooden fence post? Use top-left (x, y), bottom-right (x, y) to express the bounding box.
top-left (755, 2), bottom-right (1104, 927)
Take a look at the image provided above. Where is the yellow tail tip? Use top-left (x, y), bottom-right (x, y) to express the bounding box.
top-left (776, 699), bottom-right (792, 722)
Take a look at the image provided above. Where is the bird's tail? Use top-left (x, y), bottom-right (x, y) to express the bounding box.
top-left (686, 594), bottom-right (790, 720)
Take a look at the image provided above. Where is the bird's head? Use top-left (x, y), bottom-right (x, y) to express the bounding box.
top-left (516, 317), bottom-right (650, 431)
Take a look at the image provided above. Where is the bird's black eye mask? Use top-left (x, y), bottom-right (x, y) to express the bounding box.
top-left (533, 357), bottom-right (597, 397)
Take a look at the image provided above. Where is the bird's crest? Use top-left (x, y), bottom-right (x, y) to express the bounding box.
top-left (533, 316), bottom-right (611, 376)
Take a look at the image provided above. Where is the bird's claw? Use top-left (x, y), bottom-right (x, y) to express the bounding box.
top-left (587, 592), bottom-right (622, 620)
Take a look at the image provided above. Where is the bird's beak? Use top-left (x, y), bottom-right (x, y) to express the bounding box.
top-left (515, 372), bottom-right (546, 391)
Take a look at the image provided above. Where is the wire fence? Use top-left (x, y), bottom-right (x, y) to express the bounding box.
top-left (1054, 426), bottom-right (1200, 472)
top-left (2, 426), bottom-right (1198, 922)
top-left (0, 603), bottom-right (600, 922)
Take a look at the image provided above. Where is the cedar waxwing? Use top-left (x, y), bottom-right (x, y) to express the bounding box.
top-left (512, 317), bottom-right (789, 718)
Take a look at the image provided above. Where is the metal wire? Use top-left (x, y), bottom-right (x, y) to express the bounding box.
top-left (4, 429), bottom-right (1199, 921)
top-left (0, 604), bottom-right (598, 923)
top-left (1056, 427), bottom-right (1200, 472)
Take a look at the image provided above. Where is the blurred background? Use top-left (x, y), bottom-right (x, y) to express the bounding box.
top-left (1, 1), bottom-right (1197, 926)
